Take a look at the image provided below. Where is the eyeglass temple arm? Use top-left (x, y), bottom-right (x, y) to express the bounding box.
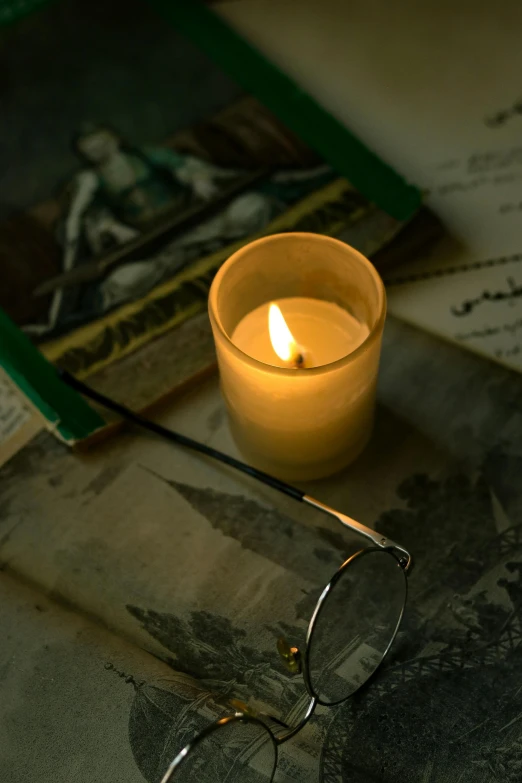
top-left (60, 372), bottom-right (412, 572)
top-left (59, 370), bottom-right (305, 502)
top-left (303, 495), bottom-right (412, 572)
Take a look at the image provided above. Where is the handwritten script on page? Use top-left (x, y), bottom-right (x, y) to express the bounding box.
top-left (386, 251), bottom-right (522, 371)
top-left (385, 135), bottom-right (522, 372)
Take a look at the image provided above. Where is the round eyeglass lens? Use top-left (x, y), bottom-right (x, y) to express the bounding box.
top-left (163, 716), bottom-right (277, 783)
top-left (306, 549), bottom-right (407, 705)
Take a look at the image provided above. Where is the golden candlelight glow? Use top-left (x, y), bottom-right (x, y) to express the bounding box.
top-left (269, 302), bottom-right (300, 363)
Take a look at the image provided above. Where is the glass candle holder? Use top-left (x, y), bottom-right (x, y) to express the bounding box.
top-left (208, 233), bottom-right (386, 482)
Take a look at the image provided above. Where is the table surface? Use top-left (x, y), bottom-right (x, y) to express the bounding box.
top-left (1, 315), bottom-right (522, 783)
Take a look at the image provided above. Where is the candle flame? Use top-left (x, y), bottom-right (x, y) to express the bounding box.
top-left (268, 303), bottom-right (299, 362)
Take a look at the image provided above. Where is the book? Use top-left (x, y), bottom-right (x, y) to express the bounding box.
top-left (0, 0), bottom-right (432, 449)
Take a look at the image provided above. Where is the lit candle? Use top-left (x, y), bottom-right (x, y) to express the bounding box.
top-left (209, 233), bottom-right (386, 481)
top-left (233, 298), bottom-right (369, 369)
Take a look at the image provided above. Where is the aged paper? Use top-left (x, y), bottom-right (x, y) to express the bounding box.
top-left (384, 242), bottom-right (522, 372)
top-left (385, 143), bottom-right (522, 371)
top-left (0, 367), bottom-right (43, 467)
top-left (2, 354), bottom-right (522, 782)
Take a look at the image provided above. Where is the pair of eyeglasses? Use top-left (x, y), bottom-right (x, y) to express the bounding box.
top-left (160, 536), bottom-right (411, 782)
top-left (61, 373), bottom-right (412, 783)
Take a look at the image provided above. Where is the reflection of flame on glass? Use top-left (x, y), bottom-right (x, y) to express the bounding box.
top-left (269, 303), bottom-right (303, 366)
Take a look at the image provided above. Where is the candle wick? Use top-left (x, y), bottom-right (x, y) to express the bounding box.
top-left (294, 352), bottom-right (305, 369)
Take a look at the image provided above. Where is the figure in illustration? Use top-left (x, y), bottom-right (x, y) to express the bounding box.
top-left (127, 606), bottom-right (303, 713)
top-left (26, 123), bottom-right (334, 337)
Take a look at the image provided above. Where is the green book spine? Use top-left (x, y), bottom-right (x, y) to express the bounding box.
top-left (0, 308), bottom-right (105, 442)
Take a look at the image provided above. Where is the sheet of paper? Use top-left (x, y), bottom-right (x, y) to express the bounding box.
top-left (385, 249), bottom-right (522, 371)
top-left (423, 145), bottom-right (522, 258)
top-left (385, 127), bottom-right (522, 371)
top-left (0, 368), bottom-right (43, 466)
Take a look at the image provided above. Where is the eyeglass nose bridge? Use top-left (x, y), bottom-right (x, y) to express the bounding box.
top-left (277, 637), bottom-right (302, 674)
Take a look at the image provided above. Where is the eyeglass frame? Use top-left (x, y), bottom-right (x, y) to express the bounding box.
top-left (60, 370), bottom-right (413, 781)
top-left (160, 505), bottom-right (412, 783)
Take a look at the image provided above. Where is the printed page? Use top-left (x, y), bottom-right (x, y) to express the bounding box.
top-left (2, 337), bottom-right (522, 781)
top-left (0, 571), bottom-right (216, 783)
top-left (0, 374), bottom-right (465, 782)
top-left (384, 243), bottom-right (522, 371)
top-left (0, 367), bottom-right (42, 467)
